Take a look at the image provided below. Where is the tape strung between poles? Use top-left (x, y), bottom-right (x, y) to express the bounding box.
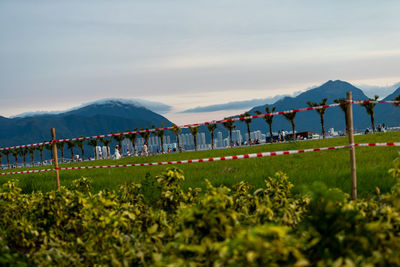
top-left (1, 142), bottom-right (399, 176)
top-left (1, 100), bottom-right (399, 152)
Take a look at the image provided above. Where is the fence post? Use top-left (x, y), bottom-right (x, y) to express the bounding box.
top-left (346, 92), bottom-right (357, 200)
top-left (51, 128), bottom-right (60, 189)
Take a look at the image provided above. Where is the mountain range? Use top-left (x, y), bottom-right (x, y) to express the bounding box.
top-left (0, 80), bottom-right (399, 152)
top-left (0, 100), bottom-right (173, 149)
top-left (245, 80), bottom-right (399, 134)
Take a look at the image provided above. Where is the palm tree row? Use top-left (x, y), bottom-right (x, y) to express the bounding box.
top-left (2, 95), bottom-right (399, 168)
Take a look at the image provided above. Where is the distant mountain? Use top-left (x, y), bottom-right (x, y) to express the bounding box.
top-left (0, 99), bottom-right (174, 151)
top-left (383, 87), bottom-right (400, 101)
top-left (359, 82), bottom-right (400, 99)
top-left (178, 81), bottom-right (399, 145)
top-left (11, 98), bottom-right (172, 118)
top-left (242, 80), bottom-right (372, 134)
top-left (374, 87), bottom-right (400, 127)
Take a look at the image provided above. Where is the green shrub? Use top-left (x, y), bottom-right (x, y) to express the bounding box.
top-left (2, 166), bottom-right (400, 266)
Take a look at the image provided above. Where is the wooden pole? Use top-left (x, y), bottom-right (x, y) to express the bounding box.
top-left (51, 128), bottom-right (60, 189)
top-left (346, 92), bottom-right (357, 200)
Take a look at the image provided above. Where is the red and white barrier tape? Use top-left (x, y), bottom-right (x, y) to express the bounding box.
top-left (1, 100), bottom-right (399, 151)
top-left (353, 100), bottom-right (400, 104)
top-left (0, 168), bottom-right (56, 176)
top-left (1, 142), bottom-right (399, 176)
top-left (354, 142), bottom-right (400, 147)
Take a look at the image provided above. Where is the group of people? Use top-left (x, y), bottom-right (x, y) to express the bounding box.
top-left (365, 123), bottom-right (387, 134)
top-left (278, 130), bottom-right (288, 142)
top-left (112, 143), bottom-right (149, 160)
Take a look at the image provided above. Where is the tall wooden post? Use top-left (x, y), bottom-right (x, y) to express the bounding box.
top-left (51, 128), bottom-right (60, 189)
top-left (346, 92), bottom-right (357, 200)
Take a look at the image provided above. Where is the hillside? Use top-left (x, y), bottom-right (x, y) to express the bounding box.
top-left (0, 100), bottom-right (173, 149)
top-left (374, 87), bottom-right (400, 127)
top-left (244, 80), bottom-right (394, 135)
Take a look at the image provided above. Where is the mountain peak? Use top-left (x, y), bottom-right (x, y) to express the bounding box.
top-left (10, 98), bottom-right (171, 119)
top-left (64, 98), bottom-right (172, 114)
top-left (304, 80), bottom-right (366, 99)
top-left (320, 79), bottom-right (355, 89)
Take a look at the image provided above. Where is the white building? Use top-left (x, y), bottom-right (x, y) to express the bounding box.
top-left (232, 130), bottom-right (242, 145)
top-left (216, 131), bottom-right (223, 148)
top-left (329, 128), bottom-right (339, 136)
top-left (223, 138), bottom-right (230, 147)
top-left (198, 132), bottom-right (206, 146)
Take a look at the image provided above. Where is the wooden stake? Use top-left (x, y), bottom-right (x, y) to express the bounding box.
top-left (346, 92), bottom-right (357, 200)
top-left (51, 128), bottom-right (60, 189)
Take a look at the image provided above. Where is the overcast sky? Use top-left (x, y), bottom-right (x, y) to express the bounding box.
top-left (1, 0), bottom-right (400, 124)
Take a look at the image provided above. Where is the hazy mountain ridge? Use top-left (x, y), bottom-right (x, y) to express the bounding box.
top-left (0, 100), bottom-right (173, 148)
top-left (383, 87), bottom-right (400, 101)
top-left (1, 81), bottom-right (399, 150)
top-left (10, 98), bottom-right (172, 118)
top-left (242, 80), bottom-right (399, 134)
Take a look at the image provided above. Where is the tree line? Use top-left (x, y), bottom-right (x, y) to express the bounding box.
top-left (1, 95), bottom-right (399, 169)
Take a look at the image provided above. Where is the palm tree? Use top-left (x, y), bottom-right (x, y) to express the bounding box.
top-left (75, 138), bottom-right (86, 161)
top-left (56, 141), bottom-right (65, 162)
top-left (21, 147), bottom-right (29, 167)
top-left (37, 145), bottom-right (45, 165)
top-left (66, 141), bottom-right (76, 162)
top-left (87, 139), bottom-right (99, 160)
top-left (11, 148), bottom-right (20, 167)
top-left (139, 128), bottom-right (151, 153)
top-left (28, 147), bottom-right (35, 166)
top-left (240, 112), bottom-right (252, 145)
top-left (283, 112), bottom-right (297, 141)
top-left (222, 118), bottom-right (236, 147)
top-left (170, 124), bottom-right (182, 151)
top-left (256, 106), bottom-right (276, 142)
top-left (126, 129), bottom-right (138, 155)
top-left (153, 123), bottom-right (166, 153)
top-left (207, 123), bottom-right (218, 149)
top-left (112, 132), bottom-right (125, 149)
top-left (360, 95), bottom-right (379, 133)
top-left (2, 149), bottom-right (11, 169)
top-left (100, 138), bottom-right (112, 159)
top-left (394, 94), bottom-right (400, 107)
top-left (307, 98), bottom-right (328, 139)
top-left (334, 98), bottom-right (348, 134)
top-left (45, 143), bottom-right (53, 162)
top-left (189, 126), bottom-right (200, 151)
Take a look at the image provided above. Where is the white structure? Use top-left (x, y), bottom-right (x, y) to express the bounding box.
top-left (101, 146), bottom-right (108, 158)
top-left (329, 128), bottom-right (339, 136)
top-left (232, 130), bottom-right (242, 145)
top-left (198, 132), bottom-right (206, 146)
top-left (216, 132), bottom-right (223, 148)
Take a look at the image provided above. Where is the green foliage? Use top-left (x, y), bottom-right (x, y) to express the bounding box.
top-left (70, 177), bottom-right (92, 192)
top-left (394, 94), bottom-right (400, 107)
top-left (3, 165), bottom-right (400, 265)
top-left (389, 153), bottom-right (400, 179)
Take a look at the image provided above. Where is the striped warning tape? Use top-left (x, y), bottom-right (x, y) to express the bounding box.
top-left (0, 168), bottom-right (56, 176)
top-left (1, 142), bottom-right (398, 176)
top-left (1, 100), bottom-right (399, 151)
top-left (353, 100), bottom-right (400, 104)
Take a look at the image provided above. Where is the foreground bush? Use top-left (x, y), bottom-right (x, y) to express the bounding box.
top-left (1, 162), bottom-right (400, 266)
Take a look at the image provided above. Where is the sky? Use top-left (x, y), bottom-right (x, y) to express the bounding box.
top-left (1, 0), bottom-right (400, 124)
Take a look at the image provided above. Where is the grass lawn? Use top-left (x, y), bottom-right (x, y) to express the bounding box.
top-left (1, 131), bottom-right (399, 197)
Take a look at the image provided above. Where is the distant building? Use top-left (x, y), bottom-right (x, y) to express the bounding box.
top-left (329, 128), bottom-right (339, 136)
top-left (232, 130), bottom-right (242, 145)
top-left (216, 131), bottom-right (223, 148)
top-left (199, 132), bottom-right (206, 146)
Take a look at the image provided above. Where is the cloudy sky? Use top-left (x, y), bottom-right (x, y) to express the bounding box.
top-left (1, 0), bottom-right (400, 124)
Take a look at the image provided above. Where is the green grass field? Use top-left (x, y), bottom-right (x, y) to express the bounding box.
top-left (1, 131), bottom-right (399, 197)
